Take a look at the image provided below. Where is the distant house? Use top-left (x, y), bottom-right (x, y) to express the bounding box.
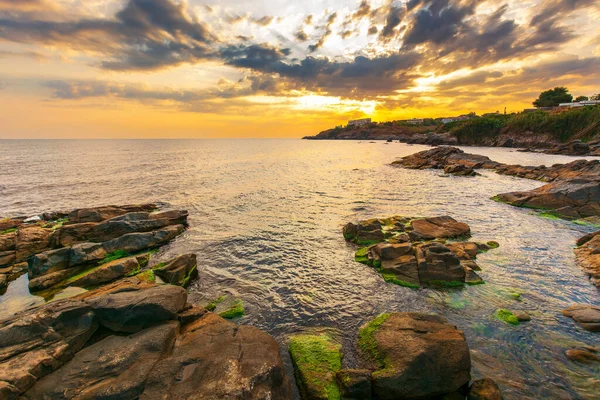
top-left (559, 100), bottom-right (600, 108)
top-left (348, 118), bottom-right (371, 127)
top-left (441, 118), bottom-right (455, 124)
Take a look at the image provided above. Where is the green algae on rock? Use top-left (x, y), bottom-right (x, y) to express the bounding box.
top-left (495, 309), bottom-right (520, 325)
top-left (289, 332), bottom-right (342, 400)
top-left (344, 215), bottom-right (496, 288)
top-left (219, 300), bottom-right (245, 319)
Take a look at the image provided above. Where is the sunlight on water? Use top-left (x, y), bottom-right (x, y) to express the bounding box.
top-left (1, 139), bottom-right (599, 399)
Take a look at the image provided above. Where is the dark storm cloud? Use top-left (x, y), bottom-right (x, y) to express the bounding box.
top-left (0, 0), bottom-right (217, 70)
top-left (380, 6), bottom-right (405, 39)
top-left (530, 0), bottom-right (598, 26)
top-left (403, 1), bottom-right (476, 46)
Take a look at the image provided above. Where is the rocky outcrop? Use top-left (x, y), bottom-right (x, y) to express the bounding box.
top-left (141, 312), bottom-right (292, 399)
top-left (344, 216), bottom-right (492, 287)
top-left (563, 304), bottom-right (600, 332)
top-left (359, 313), bottom-right (472, 400)
top-left (0, 204), bottom-right (189, 294)
top-left (575, 231), bottom-right (600, 286)
top-left (395, 146), bottom-right (600, 221)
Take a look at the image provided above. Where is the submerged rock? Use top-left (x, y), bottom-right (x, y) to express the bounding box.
top-left (468, 378), bottom-right (503, 400)
top-left (565, 348), bottom-right (600, 364)
top-left (359, 313), bottom-right (471, 400)
top-left (344, 215), bottom-right (492, 288)
top-left (563, 304), bottom-right (600, 332)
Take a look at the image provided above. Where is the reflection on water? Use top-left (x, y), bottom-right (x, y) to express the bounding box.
top-left (1, 139), bottom-right (599, 399)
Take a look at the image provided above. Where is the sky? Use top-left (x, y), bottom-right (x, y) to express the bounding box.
top-left (0, 0), bottom-right (599, 138)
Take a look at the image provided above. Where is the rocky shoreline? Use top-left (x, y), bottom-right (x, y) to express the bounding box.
top-left (1, 201), bottom-right (599, 399)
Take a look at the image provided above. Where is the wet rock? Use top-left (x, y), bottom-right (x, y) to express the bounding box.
top-left (575, 231), bottom-right (600, 287)
top-left (565, 348), bottom-right (600, 364)
top-left (372, 243), bottom-right (412, 260)
top-left (360, 313), bottom-right (471, 400)
top-left (0, 300), bottom-right (98, 396)
top-left (445, 164), bottom-right (478, 176)
top-left (468, 378), bottom-right (503, 400)
top-left (28, 247), bottom-right (71, 279)
top-left (85, 284), bottom-right (187, 333)
top-left (289, 331), bottom-right (342, 400)
top-left (68, 256), bottom-right (141, 288)
top-left (141, 313), bottom-right (292, 399)
top-left (563, 304), bottom-right (600, 332)
top-left (393, 146), bottom-right (498, 171)
top-left (512, 310), bottom-right (531, 322)
top-left (28, 269), bottom-right (74, 291)
top-left (154, 253), bottom-right (198, 287)
top-left (410, 216), bottom-right (471, 240)
top-left (177, 305), bottom-right (208, 326)
top-left (102, 224), bottom-right (185, 254)
top-left (22, 322), bottom-right (179, 400)
top-left (336, 369), bottom-right (371, 400)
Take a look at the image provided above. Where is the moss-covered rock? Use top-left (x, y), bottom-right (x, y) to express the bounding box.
top-left (289, 332), bottom-right (343, 400)
top-left (494, 309), bottom-right (520, 325)
top-left (219, 300), bottom-right (245, 319)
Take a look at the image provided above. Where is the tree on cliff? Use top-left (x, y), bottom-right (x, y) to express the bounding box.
top-left (575, 96), bottom-right (589, 102)
top-left (533, 87), bottom-right (573, 107)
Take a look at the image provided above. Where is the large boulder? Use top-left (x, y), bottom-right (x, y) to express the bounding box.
top-left (563, 304), bottom-right (600, 332)
top-left (360, 313), bottom-right (471, 400)
top-left (416, 242), bottom-right (466, 284)
top-left (154, 253), bottom-right (198, 287)
top-left (15, 227), bottom-right (56, 263)
top-left (22, 322), bottom-right (179, 400)
top-left (0, 300), bottom-right (98, 397)
top-left (85, 284), bottom-right (187, 333)
top-left (410, 216), bottom-right (471, 240)
top-left (140, 313), bottom-right (292, 399)
top-left (392, 146), bottom-right (498, 170)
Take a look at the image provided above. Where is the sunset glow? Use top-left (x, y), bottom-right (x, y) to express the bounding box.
top-left (0, 0), bottom-right (599, 138)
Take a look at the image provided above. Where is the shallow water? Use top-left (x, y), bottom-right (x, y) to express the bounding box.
top-left (1, 139), bottom-right (599, 399)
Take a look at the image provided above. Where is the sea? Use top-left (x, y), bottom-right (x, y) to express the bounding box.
top-left (1, 139), bottom-right (599, 399)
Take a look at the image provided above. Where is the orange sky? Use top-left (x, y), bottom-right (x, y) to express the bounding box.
top-left (0, 0), bottom-right (599, 138)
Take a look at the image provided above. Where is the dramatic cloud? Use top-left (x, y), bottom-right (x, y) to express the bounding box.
top-left (380, 6), bottom-right (404, 39)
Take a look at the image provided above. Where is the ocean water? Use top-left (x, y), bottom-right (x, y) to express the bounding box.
top-left (1, 139), bottom-right (599, 399)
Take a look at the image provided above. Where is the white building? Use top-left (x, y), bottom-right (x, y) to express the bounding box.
top-left (348, 118), bottom-right (372, 127)
top-left (559, 100), bottom-right (600, 108)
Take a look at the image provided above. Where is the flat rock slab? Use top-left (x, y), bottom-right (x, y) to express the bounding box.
top-left (85, 284), bottom-right (187, 333)
top-left (140, 313), bottom-right (292, 399)
top-left (23, 322), bottom-right (179, 400)
top-left (410, 216), bottom-right (471, 240)
top-left (563, 304), bottom-right (600, 332)
top-left (0, 300), bottom-right (98, 397)
top-left (362, 313), bottom-right (471, 400)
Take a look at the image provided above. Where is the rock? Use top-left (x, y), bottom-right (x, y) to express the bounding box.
top-left (393, 146), bottom-right (498, 171)
top-left (102, 224), bottom-right (185, 254)
top-left (410, 216), bottom-right (471, 240)
top-left (336, 369), bottom-right (371, 400)
top-left (0, 232), bottom-right (16, 252)
top-left (565, 348), bottom-right (600, 364)
top-left (360, 313), bottom-right (471, 400)
top-left (468, 378), bottom-right (503, 400)
top-left (0, 274), bottom-right (7, 294)
top-left (28, 247), bottom-right (71, 279)
top-left (154, 253), bottom-right (198, 287)
top-left (445, 164), bottom-right (478, 176)
top-left (372, 243), bottom-right (412, 260)
top-left (0, 251), bottom-right (15, 268)
top-left (15, 226), bottom-right (54, 263)
top-left (28, 269), bottom-right (74, 291)
top-left (141, 313), bottom-right (292, 399)
top-left (67, 204), bottom-right (158, 224)
top-left (289, 332), bottom-right (342, 400)
top-left (416, 243), bottom-right (466, 284)
top-left (575, 231), bottom-right (600, 287)
top-left (563, 304), bottom-right (600, 332)
top-left (85, 284), bottom-right (187, 333)
top-left (512, 310), bottom-right (531, 322)
top-left (68, 256), bottom-right (141, 288)
top-left (0, 300), bottom-right (98, 396)
top-left (177, 305), bottom-right (208, 326)
top-left (22, 322), bottom-right (179, 400)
